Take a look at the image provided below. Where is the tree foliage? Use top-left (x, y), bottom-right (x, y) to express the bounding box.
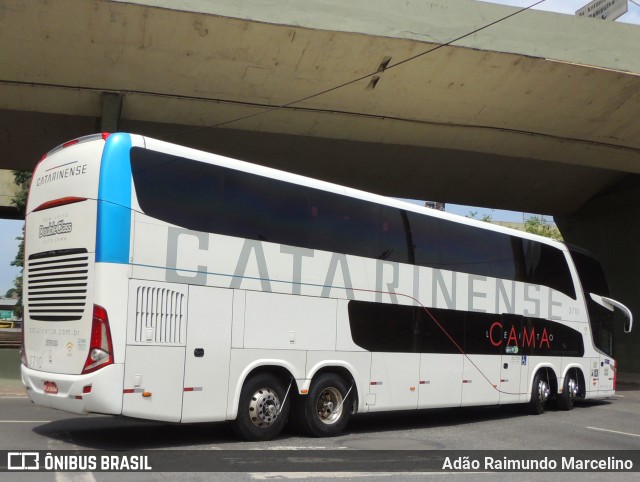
top-left (10, 170), bottom-right (31, 317)
top-left (467, 211), bottom-right (563, 241)
top-left (524, 215), bottom-right (563, 241)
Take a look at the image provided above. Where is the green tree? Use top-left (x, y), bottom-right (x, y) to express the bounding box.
top-left (524, 215), bottom-right (563, 241)
top-left (466, 210), bottom-right (493, 223)
top-left (10, 170), bottom-right (32, 318)
top-left (4, 288), bottom-right (17, 298)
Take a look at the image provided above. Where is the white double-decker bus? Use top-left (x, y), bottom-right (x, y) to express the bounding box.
top-left (21, 133), bottom-right (632, 440)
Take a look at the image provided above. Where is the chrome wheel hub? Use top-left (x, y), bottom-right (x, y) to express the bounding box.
top-left (539, 381), bottom-right (550, 402)
top-left (317, 387), bottom-right (343, 425)
top-left (567, 378), bottom-right (578, 398)
top-left (249, 387), bottom-right (281, 428)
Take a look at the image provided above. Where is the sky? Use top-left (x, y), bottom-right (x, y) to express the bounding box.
top-left (482, 0), bottom-right (640, 23)
top-left (1, 219), bottom-right (22, 296)
top-left (0, 0), bottom-right (638, 294)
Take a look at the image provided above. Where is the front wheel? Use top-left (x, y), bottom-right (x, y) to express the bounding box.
top-left (233, 373), bottom-right (290, 441)
top-left (527, 372), bottom-right (550, 415)
top-left (293, 373), bottom-right (352, 437)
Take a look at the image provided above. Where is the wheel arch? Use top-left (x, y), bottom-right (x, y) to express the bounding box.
top-left (227, 361), bottom-right (299, 420)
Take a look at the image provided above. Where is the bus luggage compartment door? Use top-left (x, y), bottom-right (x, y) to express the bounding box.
top-left (122, 280), bottom-right (188, 422)
top-left (181, 285), bottom-right (233, 423)
top-left (122, 345), bottom-right (185, 422)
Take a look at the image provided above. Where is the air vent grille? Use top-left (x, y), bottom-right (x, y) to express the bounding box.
top-left (134, 286), bottom-right (185, 344)
top-left (26, 249), bottom-right (89, 322)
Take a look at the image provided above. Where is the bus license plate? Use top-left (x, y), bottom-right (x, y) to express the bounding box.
top-left (43, 381), bottom-right (58, 395)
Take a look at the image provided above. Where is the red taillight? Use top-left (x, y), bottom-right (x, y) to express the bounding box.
top-left (33, 196), bottom-right (86, 212)
top-left (613, 361), bottom-right (618, 391)
top-left (82, 305), bottom-right (114, 374)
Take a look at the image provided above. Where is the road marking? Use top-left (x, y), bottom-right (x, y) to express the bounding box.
top-left (251, 473), bottom-right (475, 479)
top-left (258, 446), bottom-right (349, 450)
top-left (587, 426), bottom-right (640, 438)
top-left (57, 471), bottom-right (96, 482)
top-left (0, 420), bottom-right (52, 423)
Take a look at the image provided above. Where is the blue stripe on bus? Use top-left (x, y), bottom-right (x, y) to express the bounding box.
top-left (96, 133), bottom-right (132, 263)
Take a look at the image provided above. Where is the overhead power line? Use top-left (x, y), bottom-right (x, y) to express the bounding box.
top-left (165, 1), bottom-right (547, 139)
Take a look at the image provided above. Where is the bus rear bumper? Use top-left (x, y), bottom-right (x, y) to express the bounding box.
top-left (21, 364), bottom-right (124, 416)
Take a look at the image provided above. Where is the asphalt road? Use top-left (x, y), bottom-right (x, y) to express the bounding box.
top-left (0, 385), bottom-right (638, 480)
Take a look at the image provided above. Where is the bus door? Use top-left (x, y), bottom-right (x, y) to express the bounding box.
top-left (181, 285), bottom-right (233, 423)
top-left (122, 281), bottom-right (187, 422)
top-left (499, 315), bottom-right (526, 404)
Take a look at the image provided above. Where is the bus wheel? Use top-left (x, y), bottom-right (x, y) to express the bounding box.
top-left (527, 372), bottom-right (550, 415)
top-left (295, 373), bottom-right (352, 437)
top-left (233, 373), bottom-right (289, 441)
top-left (557, 371), bottom-right (579, 411)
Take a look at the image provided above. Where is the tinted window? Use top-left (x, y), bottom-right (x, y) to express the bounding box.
top-left (409, 212), bottom-right (522, 281)
top-left (309, 191), bottom-right (382, 259)
top-left (223, 169), bottom-right (309, 246)
top-left (348, 300), bottom-right (583, 356)
top-left (131, 148), bottom-right (221, 233)
top-left (348, 300), bottom-right (414, 352)
top-left (130, 148), bottom-right (575, 300)
top-left (523, 241), bottom-right (576, 299)
top-left (379, 207), bottom-right (411, 263)
top-left (414, 307), bottom-right (464, 354)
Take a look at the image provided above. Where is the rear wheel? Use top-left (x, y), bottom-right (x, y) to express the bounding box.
top-left (293, 373), bottom-right (352, 437)
top-left (557, 371), bottom-right (579, 411)
top-left (233, 373), bottom-right (290, 441)
top-left (527, 372), bottom-right (550, 415)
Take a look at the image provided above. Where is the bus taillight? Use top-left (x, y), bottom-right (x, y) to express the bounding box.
top-left (82, 305), bottom-right (114, 374)
top-left (613, 360), bottom-right (618, 391)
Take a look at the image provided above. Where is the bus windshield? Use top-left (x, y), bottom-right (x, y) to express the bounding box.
top-left (570, 249), bottom-right (613, 357)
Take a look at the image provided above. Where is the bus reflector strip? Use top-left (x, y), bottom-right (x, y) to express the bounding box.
top-left (123, 388), bottom-right (144, 394)
top-left (184, 387), bottom-right (203, 392)
top-left (419, 381), bottom-right (429, 385)
top-left (463, 380), bottom-right (472, 384)
top-left (370, 381), bottom-right (383, 386)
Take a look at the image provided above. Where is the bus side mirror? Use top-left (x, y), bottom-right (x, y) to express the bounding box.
top-left (590, 293), bottom-right (633, 333)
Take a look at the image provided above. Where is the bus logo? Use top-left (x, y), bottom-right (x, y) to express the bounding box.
top-left (8, 452), bottom-right (40, 470)
top-left (39, 219), bottom-right (73, 238)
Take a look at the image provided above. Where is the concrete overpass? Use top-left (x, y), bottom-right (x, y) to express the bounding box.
top-left (1, 0), bottom-right (640, 371)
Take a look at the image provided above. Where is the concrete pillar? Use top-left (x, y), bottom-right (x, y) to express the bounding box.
top-left (101, 92), bottom-right (123, 133)
top-left (556, 175), bottom-right (640, 375)
top-left (0, 170), bottom-right (20, 219)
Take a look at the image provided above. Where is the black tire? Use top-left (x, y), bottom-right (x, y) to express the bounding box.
top-left (527, 372), bottom-right (550, 415)
top-left (557, 371), bottom-right (578, 411)
top-left (292, 373), bottom-right (352, 437)
top-left (233, 373), bottom-right (290, 441)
